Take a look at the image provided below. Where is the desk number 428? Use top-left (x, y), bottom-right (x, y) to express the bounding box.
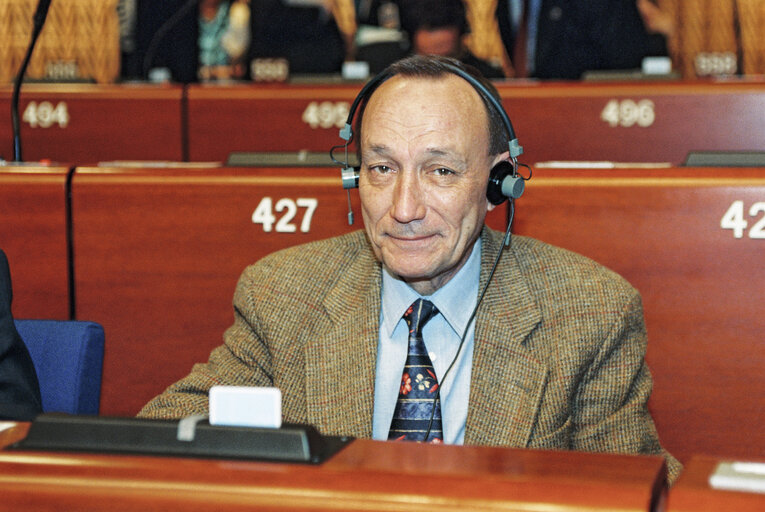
top-left (720, 201), bottom-right (765, 239)
top-left (252, 197), bottom-right (318, 233)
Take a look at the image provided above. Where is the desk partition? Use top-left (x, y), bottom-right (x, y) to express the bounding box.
top-left (0, 165), bottom-right (71, 320)
top-left (0, 84), bottom-right (184, 164)
top-left (513, 167), bottom-right (765, 464)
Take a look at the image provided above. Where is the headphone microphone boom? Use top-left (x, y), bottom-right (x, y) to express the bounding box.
top-left (332, 59), bottom-right (528, 225)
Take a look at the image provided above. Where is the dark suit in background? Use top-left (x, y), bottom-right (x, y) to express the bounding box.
top-left (249, 0), bottom-right (346, 75)
top-left (0, 250), bottom-right (42, 420)
top-left (497, 0), bottom-right (667, 79)
top-left (122, 0), bottom-right (200, 82)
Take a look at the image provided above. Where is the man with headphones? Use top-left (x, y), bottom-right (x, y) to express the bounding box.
top-left (140, 54), bottom-right (680, 483)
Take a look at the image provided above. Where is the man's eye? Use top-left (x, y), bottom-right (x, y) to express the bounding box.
top-left (371, 165), bottom-right (393, 174)
top-left (433, 168), bottom-right (455, 176)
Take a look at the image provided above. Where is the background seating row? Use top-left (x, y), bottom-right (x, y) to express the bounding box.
top-left (2, 80), bottom-right (764, 165)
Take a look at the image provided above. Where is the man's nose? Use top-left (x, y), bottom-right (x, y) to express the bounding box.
top-left (390, 172), bottom-right (426, 223)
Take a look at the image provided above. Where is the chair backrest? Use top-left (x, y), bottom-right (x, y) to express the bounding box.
top-left (14, 319), bottom-right (104, 415)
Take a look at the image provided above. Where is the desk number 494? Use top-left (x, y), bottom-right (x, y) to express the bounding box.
top-left (23, 101), bottom-right (69, 128)
top-left (720, 201), bottom-right (765, 239)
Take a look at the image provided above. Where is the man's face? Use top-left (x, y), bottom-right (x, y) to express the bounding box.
top-left (358, 74), bottom-right (498, 295)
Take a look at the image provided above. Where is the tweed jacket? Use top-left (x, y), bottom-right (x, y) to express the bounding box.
top-left (140, 227), bottom-right (681, 482)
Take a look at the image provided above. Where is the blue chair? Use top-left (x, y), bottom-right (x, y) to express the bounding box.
top-left (14, 319), bottom-right (104, 415)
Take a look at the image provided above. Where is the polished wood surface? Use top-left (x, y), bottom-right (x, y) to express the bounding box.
top-left (0, 422), bottom-right (667, 511)
top-left (4, 80), bottom-right (762, 166)
top-left (0, 166), bottom-right (70, 320)
top-left (186, 80), bottom-right (765, 165)
top-left (70, 165), bottom-right (507, 415)
top-left (513, 167), bottom-right (765, 464)
top-left (186, 82), bottom-right (359, 162)
top-left (498, 80), bottom-right (765, 165)
top-left (667, 456), bottom-right (765, 511)
top-left (0, 84), bottom-right (184, 164)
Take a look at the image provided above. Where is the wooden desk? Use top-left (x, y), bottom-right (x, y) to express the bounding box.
top-left (0, 422), bottom-right (667, 511)
top-left (70, 165), bottom-right (508, 415)
top-left (186, 80), bottom-right (765, 165)
top-left (0, 84), bottom-right (184, 164)
top-left (513, 167), bottom-right (765, 464)
top-left (186, 82), bottom-right (360, 162)
top-left (0, 165), bottom-right (71, 319)
top-left (668, 456), bottom-right (765, 511)
top-left (498, 80), bottom-right (765, 165)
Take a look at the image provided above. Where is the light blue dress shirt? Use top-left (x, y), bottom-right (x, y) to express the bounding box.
top-left (372, 238), bottom-right (481, 444)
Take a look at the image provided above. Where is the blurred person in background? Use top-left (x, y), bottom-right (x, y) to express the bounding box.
top-left (199, 0), bottom-right (251, 80)
top-left (495, 0), bottom-right (666, 79)
top-left (400, 0), bottom-right (505, 78)
top-left (637, 0), bottom-right (765, 78)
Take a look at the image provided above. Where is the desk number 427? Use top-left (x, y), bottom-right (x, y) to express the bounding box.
top-left (720, 201), bottom-right (765, 239)
top-left (252, 197), bottom-right (318, 233)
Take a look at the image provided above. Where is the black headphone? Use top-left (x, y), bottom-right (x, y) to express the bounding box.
top-left (332, 59), bottom-right (527, 220)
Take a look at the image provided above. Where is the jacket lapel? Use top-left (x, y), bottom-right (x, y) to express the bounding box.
top-left (304, 237), bottom-right (381, 438)
top-left (465, 229), bottom-right (547, 447)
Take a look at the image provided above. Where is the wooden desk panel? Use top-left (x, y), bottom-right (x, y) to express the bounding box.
top-left (71, 166), bottom-right (508, 416)
top-left (500, 80), bottom-right (765, 165)
top-left (0, 84), bottom-right (184, 164)
top-left (0, 423), bottom-right (667, 511)
top-left (512, 167), bottom-right (765, 464)
top-left (0, 166), bottom-right (70, 319)
top-left (668, 456), bottom-right (765, 511)
top-left (186, 83), bottom-right (360, 162)
top-left (186, 80), bottom-right (765, 165)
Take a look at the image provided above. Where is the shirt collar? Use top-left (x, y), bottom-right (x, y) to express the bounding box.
top-left (381, 237), bottom-right (482, 337)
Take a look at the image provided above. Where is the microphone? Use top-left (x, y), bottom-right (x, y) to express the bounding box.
top-left (11, 0), bottom-right (53, 162)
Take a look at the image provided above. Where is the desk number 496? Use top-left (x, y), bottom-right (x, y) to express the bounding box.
top-left (720, 201), bottom-right (765, 239)
top-left (252, 197), bottom-right (318, 233)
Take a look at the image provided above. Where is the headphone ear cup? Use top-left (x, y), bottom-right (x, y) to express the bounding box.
top-left (487, 160), bottom-right (524, 205)
top-left (341, 166), bottom-right (360, 189)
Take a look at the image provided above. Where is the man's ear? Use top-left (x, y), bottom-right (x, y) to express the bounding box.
top-left (486, 151), bottom-right (512, 211)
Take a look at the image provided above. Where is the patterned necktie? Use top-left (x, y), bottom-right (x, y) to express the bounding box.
top-left (388, 299), bottom-right (443, 443)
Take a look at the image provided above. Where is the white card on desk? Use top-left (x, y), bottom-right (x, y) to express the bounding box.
top-left (709, 461), bottom-right (765, 494)
top-left (209, 386), bottom-right (282, 428)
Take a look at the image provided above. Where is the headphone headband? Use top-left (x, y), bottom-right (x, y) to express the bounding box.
top-left (339, 63), bottom-right (523, 160)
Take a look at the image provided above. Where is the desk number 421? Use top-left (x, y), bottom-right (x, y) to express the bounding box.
top-left (720, 201), bottom-right (765, 239)
top-left (252, 197), bottom-right (318, 233)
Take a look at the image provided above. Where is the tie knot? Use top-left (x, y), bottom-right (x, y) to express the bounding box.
top-left (403, 299), bottom-right (438, 334)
